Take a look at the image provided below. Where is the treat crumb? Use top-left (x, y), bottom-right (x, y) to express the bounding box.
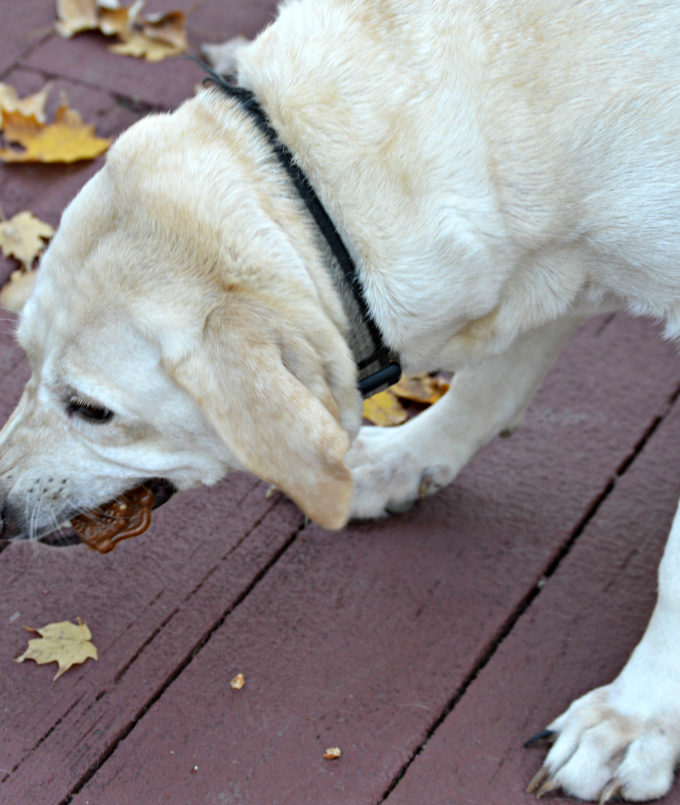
top-left (323, 747), bottom-right (342, 760)
top-left (230, 672), bottom-right (245, 690)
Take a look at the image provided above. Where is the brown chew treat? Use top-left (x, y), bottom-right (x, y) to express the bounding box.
top-left (70, 486), bottom-right (155, 553)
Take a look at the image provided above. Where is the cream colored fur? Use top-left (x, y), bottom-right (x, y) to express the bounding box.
top-left (1, 0), bottom-right (680, 799)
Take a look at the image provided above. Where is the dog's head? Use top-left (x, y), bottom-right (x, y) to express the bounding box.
top-left (0, 92), bottom-right (362, 544)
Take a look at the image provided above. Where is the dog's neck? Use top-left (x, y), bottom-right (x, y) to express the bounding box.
top-left (201, 65), bottom-right (401, 397)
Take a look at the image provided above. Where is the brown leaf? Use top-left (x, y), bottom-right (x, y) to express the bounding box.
top-left (15, 619), bottom-right (98, 681)
top-left (142, 11), bottom-right (187, 49)
top-left (99, 2), bottom-right (140, 37)
top-left (362, 390), bottom-right (408, 427)
top-left (55, 0), bottom-right (100, 37)
top-left (54, 0), bottom-right (188, 62)
top-left (391, 373), bottom-right (449, 405)
top-left (0, 211), bottom-right (54, 268)
top-left (109, 31), bottom-right (185, 61)
top-left (0, 98), bottom-right (111, 163)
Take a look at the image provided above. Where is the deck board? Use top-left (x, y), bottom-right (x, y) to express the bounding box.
top-left (385, 379), bottom-right (680, 805)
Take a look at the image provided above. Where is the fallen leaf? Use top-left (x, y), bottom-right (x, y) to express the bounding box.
top-left (55, 0), bottom-right (188, 61)
top-left (0, 82), bottom-right (51, 123)
top-left (109, 30), bottom-right (184, 61)
top-left (55, 0), bottom-right (99, 37)
top-left (99, 1), bottom-right (141, 37)
top-left (391, 373), bottom-right (449, 405)
top-left (110, 12), bottom-right (188, 62)
top-left (0, 98), bottom-right (111, 163)
top-left (15, 618), bottom-right (98, 680)
top-left (362, 389), bottom-right (408, 427)
top-left (0, 211), bottom-right (54, 268)
top-left (0, 269), bottom-right (39, 313)
top-left (142, 11), bottom-right (187, 48)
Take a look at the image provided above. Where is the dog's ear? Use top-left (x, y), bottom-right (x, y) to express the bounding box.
top-left (173, 298), bottom-right (353, 529)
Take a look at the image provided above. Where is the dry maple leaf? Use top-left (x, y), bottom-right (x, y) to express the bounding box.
top-left (99, 2), bottom-right (141, 37)
top-left (15, 618), bottom-right (98, 681)
top-left (109, 31), bottom-right (182, 61)
top-left (110, 11), bottom-right (188, 61)
top-left (362, 389), bottom-right (408, 427)
top-left (391, 373), bottom-right (449, 405)
top-left (56, 0), bottom-right (145, 37)
top-left (55, 0), bottom-right (100, 36)
top-left (0, 99), bottom-right (111, 163)
top-left (0, 82), bottom-right (51, 123)
top-left (362, 374), bottom-right (450, 426)
top-left (55, 0), bottom-right (187, 62)
top-left (0, 211), bottom-right (54, 268)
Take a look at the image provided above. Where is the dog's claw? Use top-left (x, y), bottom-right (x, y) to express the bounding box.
top-left (417, 467), bottom-right (444, 499)
top-left (535, 777), bottom-right (560, 799)
top-left (527, 766), bottom-right (550, 795)
top-left (599, 780), bottom-right (623, 804)
top-left (524, 728), bottom-right (556, 748)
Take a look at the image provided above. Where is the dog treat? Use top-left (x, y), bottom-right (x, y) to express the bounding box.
top-left (70, 486), bottom-right (155, 553)
top-left (323, 747), bottom-right (342, 760)
top-left (230, 673), bottom-right (246, 690)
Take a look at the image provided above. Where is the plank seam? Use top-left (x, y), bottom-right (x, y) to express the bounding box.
top-left (58, 514), bottom-right (306, 804)
top-left (377, 377), bottom-right (680, 802)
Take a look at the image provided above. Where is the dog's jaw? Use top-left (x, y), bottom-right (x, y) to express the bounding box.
top-left (0, 478), bottom-right (177, 548)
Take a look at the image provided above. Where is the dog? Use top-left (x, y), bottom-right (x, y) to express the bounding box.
top-left (2, 0), bottom-right (680, 799)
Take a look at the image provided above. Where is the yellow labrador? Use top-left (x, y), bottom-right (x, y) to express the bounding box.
top-left (2, 0), bottom-right (680, 799)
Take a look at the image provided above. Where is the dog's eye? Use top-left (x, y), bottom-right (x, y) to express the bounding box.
top-left (67, 397), bottom-right (114, 424)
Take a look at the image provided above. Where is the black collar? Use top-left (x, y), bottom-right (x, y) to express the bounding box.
top-left (198, 63), bottom-right (401, 397)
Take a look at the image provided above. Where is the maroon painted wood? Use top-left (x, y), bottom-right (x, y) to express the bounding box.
top-left (386, 385), bottom-right (680, 805)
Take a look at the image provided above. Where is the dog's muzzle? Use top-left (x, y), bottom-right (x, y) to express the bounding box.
top-left (0, 478), bottom-right (177, 547)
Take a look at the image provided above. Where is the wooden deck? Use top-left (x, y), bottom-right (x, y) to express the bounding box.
top-left (2, 3), bottom-right (680, 803)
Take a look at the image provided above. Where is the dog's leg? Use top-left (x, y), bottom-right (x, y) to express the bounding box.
top-left (347, 316), bottom-right (581, 519)
top-left (527, 502), bottom-right (680, 802)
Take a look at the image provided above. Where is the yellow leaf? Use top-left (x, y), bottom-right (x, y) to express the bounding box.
top-left (0, 82), bottom-right (51, 123)
top-left (99, 4), bottom-right (136, 37)
top-left (56, 0), bottom-right (143, 38)
top-left (55, 0), bottom-right (99, 37)
top-left (0, 211), bottom-right (54, 268)
top-left (15, 618), bottom-right (98, 681)
top-left (362, 390), bottom-right (408, 427)
top-left (0, 101), bottom-right (111, 163)
top-left (109, 29), bottom-right (185, 62)
top-left (54, 0), bottom-right (188, 62)
top-left (0, 269), bottom-right (39, 313)
top-left (391, 373), bottom-right (449, 405)
top-left (142, 11), bottom-right (187, 50)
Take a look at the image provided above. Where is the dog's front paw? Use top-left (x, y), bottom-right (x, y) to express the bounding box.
top-left (345, 425), bottom-right (455, 519)
top-left (526, 684), bottom-right (680, 802)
